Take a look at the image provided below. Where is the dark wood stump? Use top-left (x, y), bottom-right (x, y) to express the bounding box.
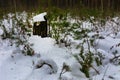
top-left (33, 16), bottom-right (47, 37)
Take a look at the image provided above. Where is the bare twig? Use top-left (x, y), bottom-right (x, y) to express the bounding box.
top-left (91, 66), bottom-right (100, 74)
top-left (102, 65), bottom-right (109, 80)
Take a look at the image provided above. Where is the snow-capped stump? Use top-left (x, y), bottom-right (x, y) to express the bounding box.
top-left (33, 12), bottom-right (48, 37)
top-left (33, 12), bottom-right (47, 22)
top-left (35, 58), bottom-right (58, 74)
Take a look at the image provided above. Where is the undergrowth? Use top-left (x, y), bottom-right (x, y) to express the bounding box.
top-left (0, 12), bottom-right (34, 56)
top-left (49, 12), bottom-right (120, 78)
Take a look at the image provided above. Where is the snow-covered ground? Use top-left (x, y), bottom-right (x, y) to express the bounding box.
top-left (1, 35), bottom-right (120, 80)
top-left (0, 36), bottom-right (78, 80)
top-left (1, 12), bottom-right (120, 80)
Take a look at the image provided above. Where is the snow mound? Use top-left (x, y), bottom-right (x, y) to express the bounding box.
top-left (35, 57), bottom-right (58, 74)
top-left (0, 53), bottom-right (34, 80)
top-left (28, 36), bottom-right (55, 53)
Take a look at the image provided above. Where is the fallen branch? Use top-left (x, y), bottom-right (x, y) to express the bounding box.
top-left (110, 55), bottom-right (120, 62)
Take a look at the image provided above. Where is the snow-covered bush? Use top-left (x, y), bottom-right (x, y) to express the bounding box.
top-left (73, 29), bottom-right (102, 78)
top-left (59, 63), bottom-right (71, 80)
top-left (51, 19), bottom-right (71, 45)
top-left (74, 45), bottom-right (103, 78)
top-left (48, 11), bottom-right (73, 46)
top-left (71, 21), bottom-right (105, 78)
top-left (50, 15), bottom-right (106, 78)
top-left (110, 43), bottom-right (120, 65)
top-left (48, 13), bottom-right (120, 79)
top-left (0, 12), bottom-right (34, 56)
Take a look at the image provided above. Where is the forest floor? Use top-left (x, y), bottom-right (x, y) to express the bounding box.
top-left (0, 35), bottom-right (120, 80)
top-left (0, 12), bottom-right (120, 80)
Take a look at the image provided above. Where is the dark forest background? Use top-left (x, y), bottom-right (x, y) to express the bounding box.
top-left (0, 0), bottom-right (120, 17)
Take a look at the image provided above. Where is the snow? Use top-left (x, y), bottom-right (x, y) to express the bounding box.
top-left (1, 35), bottom-right (120, 80)
top-left (116, 32), bottom-right (120, 38)
top-left (95, 37), bottom-right (120, 54)
top-left (33, 12), bottom-right (47, 22)
top-left (92, 64), bottom-right (120, 80)
top-left (0, 28), bottom-right (3, 35)
top-left (0, 36), bottom-right (77, 80)
top-left (1, 12), bottom-right (120, 80)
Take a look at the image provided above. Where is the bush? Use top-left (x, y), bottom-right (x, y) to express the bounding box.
top-left (0, 12), bottom-right (34, 56)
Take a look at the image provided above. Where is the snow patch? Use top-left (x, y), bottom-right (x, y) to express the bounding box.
top-left (33, 12), bottom-right (47, 22)
top-left (0, 28), bottom-right (3, 35)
